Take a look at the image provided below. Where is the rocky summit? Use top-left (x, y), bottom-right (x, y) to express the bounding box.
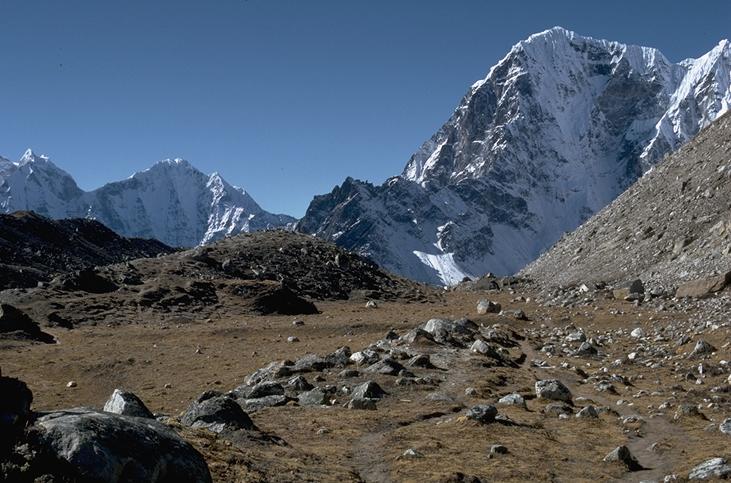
top-left (298, 27), bottom-right (731, 285)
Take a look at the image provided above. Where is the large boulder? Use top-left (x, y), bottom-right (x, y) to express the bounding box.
top-left (0, 304), bottom-right (54, 344)
top-left (181, 393), bottom-right (255, 433)
top-left (250, 286), bottom-right (319, 315)
top-left (31, 409), bottom-right (212, 483)
top-left (688, 457), bottom-right (731, 480)
top-left (103, 389), bottom-right (154, 419)
top-left (676, 271), bottom-right (731, 298)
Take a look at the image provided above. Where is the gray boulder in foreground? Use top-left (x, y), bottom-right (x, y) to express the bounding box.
top-left (32, 408), bottom-right (212, 483)
top-left (689, 457), bottom-right (731, 480)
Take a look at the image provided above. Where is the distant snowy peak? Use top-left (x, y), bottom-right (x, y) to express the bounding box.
top-left (300, 27), bottom-right (731, 286)
top-left (0, 151), bottom-right (295, 247)
top-left (403, 27), bottom-right (730, 186)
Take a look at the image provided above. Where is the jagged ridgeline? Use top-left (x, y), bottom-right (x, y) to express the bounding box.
top-left (298, 27), bottom-right (731, 286)
top-left (0, 153), bottom-right (294, 247)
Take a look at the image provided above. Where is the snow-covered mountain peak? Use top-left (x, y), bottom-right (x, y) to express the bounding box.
top-left (140, 157), bottom-right (196, 175)
top-left (18, 149), bottom-right (50, 166)
top-left (301, 29), bottom-right (731, 286)
top-left (0, 152), bottom-right (296, 247)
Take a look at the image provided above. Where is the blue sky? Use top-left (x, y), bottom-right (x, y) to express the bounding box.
top-left (1, 1), bottom-right (729, 217)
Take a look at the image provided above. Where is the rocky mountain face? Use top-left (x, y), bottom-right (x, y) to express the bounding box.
top-left (298, 27), bottom-right (731, 286)
top-left (0, 151), bottom-right (295, 247)
top-left (521, 111), bottom-right (731, 290)
top-left (0, 211), bottom-right (173, 289)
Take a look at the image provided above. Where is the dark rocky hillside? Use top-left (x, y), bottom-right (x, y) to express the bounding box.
top-left (0, 211), bottom-right (174, 289)
top-left (0, 229), bottom-right (435, 328)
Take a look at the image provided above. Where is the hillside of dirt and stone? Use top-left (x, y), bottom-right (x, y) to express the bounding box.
top-left (0, 211), bottom-right (174, 290)
top-left (522, 111), bottom-right (731, 292)
top-left (0, 228), bottom-right (435, 341)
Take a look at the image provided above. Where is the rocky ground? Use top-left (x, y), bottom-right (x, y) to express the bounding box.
top-left (0, 230), bottom-right (433, 337)
top-left (2, 282), bottom-right (730, 482)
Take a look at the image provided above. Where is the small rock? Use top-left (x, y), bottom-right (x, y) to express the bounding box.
top-left (690, 340), bottom-right (716, 357)
top-left (466, 404), bottom-right (498, 424)
top-left (298, 388), bottom-right (329, 406)
top-left (247, 381), bottom-right (285, 399)
top-left (407, 354), bottom-right (435, 368)
top-left (535, 379), bottom-right (572, 403)
top-left (603, 445), bottom-right (642, 471)
top-left (489, 444), bottom-right (508, 455)
top-left (574, 341), bottom-right (597, 356)
top-left (719, 418), bottom-right (731, 435)
top-left (66, 381), bottom-right (77, 388)
top-left (365, 300), bottom-right (378, 309)
top-left (401, 448), bottom-right (423, 459)
top-left (576, 405), bottom-right (599, 419)
top-left (287, 336), bottom-right (300, 343)
top-left (364, 358), bottom-right (405, 376)
top-left (674, 404), bottom-right (704, 420)
top-left (498, 393), bottom-right (526, 408)
top-left (103, 389), bottom-right (154, 419)
top-left (181, 394), bottom-right (255, 433)
top-left (476, 299), bottom-right (501, 315)
top-left (347, 398), bottom-right (378, 410)
top-left (351, 381), bottom-right (387, 400)
top-left (630, 328), bottom-right (645, 338)
top-left (287, 375), bottom-right (313, 391)
top-left (544, 402), bottom-right (573, 417)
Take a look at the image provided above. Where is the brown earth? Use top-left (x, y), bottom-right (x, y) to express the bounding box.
top-left (2, 288), bottom-right (730, 482)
